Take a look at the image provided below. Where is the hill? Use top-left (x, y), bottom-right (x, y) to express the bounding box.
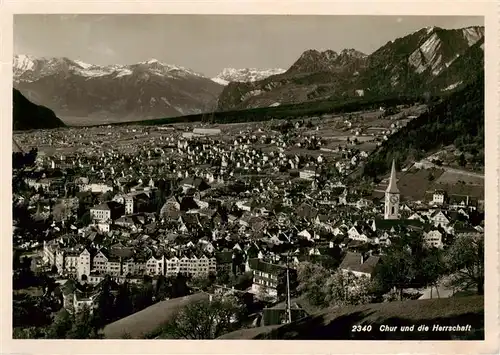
top-left (13, 88), bottom-right (66, 131)
top-left (217, 26), bottom-right (484, 111)
top-left (219, 295), bottom-right (484, 340)
top-left (362, 70), bottom-right (484, 178)
top-left (102, 293), bottom-right (209, 339)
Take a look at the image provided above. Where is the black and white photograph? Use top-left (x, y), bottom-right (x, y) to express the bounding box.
top-left (3, 1), bottom-right (498, 352)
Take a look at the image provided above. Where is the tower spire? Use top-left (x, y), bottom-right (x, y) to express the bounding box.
top-left (386, 159), bottom-right (399, 193)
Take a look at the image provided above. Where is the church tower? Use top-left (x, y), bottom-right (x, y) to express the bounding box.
top-left (384, 160), bottom-right (400, 220)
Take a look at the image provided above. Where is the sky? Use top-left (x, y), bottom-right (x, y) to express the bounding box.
top-left (14, 15), bottom-right (483, 77)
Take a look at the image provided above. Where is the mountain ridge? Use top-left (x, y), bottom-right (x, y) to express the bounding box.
top-left (216, 25), bottom-right (484, 111)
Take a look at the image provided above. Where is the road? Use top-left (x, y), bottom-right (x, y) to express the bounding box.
top-left (413, 159), bottom-right (484, 179)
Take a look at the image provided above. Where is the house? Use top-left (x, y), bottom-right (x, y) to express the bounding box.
top-left (55, 247), bottom-right (81, 275)
top-left (432, 190), bottom-right (447, 205)
top-left (339, 252), bottom-right (380, 279)
top-left (423, 229), bottom-right (444, 249)
top-left (448, 195), bottom-right (478, 211)
top-left (262, 299), bottom-right (308, 326)
top-left (180, 177), bottom-right (210, 192)
top-left (247, 258), bottom-right (296, 300)
top-left (299, 170), bottom-right (318, 180)
top-left (295, 203), bottom-right (318, 221)
top-left (90, 201), bottom-right (124, 222)
top-left (77, 248), bottom-right (92, 281)
top-left (430, 210), bottom-right (450, 227)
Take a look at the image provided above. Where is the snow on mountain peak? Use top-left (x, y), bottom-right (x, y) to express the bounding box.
top-left (13, 54), bottom-right (37, 71)
top-left (13, 55), bottom-right (208, 82)
top-left (139, 58), bottom-right (162, 65)
top-left (73, 59), bottom-right (93, 69)
top-left (212, 67), bottom-right (286, 85)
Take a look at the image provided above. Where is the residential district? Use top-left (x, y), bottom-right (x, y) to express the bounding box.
top-left (12, 119), bottom-right (484, 339)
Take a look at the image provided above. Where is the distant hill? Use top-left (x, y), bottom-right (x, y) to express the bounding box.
top-left (219, 295), bottom-right (484, 340)
top-left (13, 88), bottom-right (66, 131)
top-left (363, 70), bottom-right (484, 178)
top-left (217, 26), bottom-right (484, 111)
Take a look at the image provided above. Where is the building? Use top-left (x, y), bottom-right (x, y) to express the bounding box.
top-left (124, 195), bottom-right (134, 215)
top-left (90, 201), bottom-right (124, 222)
top-left (299, 170), bottom-right (318, 180)
top-left (432, 190), bottom-right (447, 205)
top-left (42, 240), bottom-right (58, 267)
top-left (384, 160), bottom-right (400, 220)
top-left (192, 128), bottom-right (222, 136)
top-left (423, 229), bottom-right (444, 249)
top-left (430, 210), bottom-right (450, 227)
top-left (55, 248), bottom-right (80, 275)
top-left (77, 248), bottom-right (92, 281)
top-left (339, 252), bottom-right (381, 279)
top-left (247, 258), bottom-right (296, 300)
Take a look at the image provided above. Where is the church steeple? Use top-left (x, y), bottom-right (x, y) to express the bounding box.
top-left (384, 159), bottom-right (400, 220)
top-left (386, 159), bottom-right (399, 194)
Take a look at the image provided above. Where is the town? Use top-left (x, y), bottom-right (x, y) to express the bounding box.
top-left (12, 107), bottom-right (485, 339)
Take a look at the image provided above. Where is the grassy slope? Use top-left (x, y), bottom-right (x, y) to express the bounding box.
top-left (102, 293), bottom-right (209, 339)
top-left (219, 295), bottom-right (484, 340)
top-left (13, 89), bottom-right (66, 131)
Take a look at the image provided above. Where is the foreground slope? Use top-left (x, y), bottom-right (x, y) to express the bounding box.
top-left (219, 295), bottom-right (484, 340)
top-left (102, 293), bottom-right (209, 339)
top-left (13, 88), bottom-right (66, 131)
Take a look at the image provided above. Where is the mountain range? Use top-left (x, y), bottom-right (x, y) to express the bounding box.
top-left (217, 26), bottom-right (484, 111)
top-left (13, 57), bottom-right (224, 124)
top-left (13, 25), bottom-right (484, 124)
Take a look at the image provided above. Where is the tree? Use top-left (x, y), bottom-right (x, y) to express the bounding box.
top-left (161, 296), bottom-right (241, 339)
top-left (114, 282), bottom-right (133, 319)
top-left (416, 247), bottom-right (446, 294)
top-left (322, 271), bottom-right (375, 307)
top-left (444, 234), bottom-right (484, 295)
top-left (66, 305), bottom-right (100, 339)
top-left (216, 269), bottom-right (231, 286)
top-left (458, 153), bottom-right (467, 167)
top-left (375, 248), bottom-right (416, 300)
top-left (296, 262), bottom-right (330, 307)
top-left (45, 309), bottom-right (73, 339)
top-left (79, 211), bottom-right (92, 226)
top-left (93, 276), bottom-right (115, 327)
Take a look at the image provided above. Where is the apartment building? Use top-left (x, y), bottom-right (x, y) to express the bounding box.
top-left (74, 246), bottom-right (217, 281)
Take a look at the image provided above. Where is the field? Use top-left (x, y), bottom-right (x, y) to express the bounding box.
top-left (436, 170), bottom-right (484, 186)
top-left (15, 102), bottom-right (425, 161)
top-left (373, 164), bottom-right (485, 202)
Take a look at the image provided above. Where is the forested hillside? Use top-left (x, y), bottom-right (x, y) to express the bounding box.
top-left (363, 71), bottom-right (484, 178)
